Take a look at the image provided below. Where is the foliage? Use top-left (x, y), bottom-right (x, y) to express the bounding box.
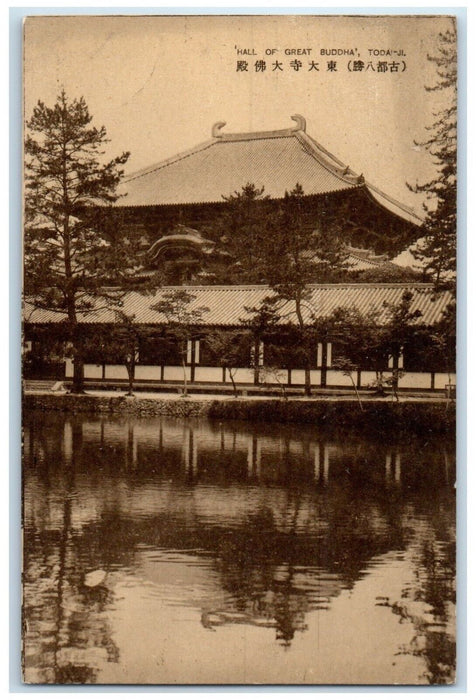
top-left (24, 90), bottom-right (131, 391)
top-left (263, 184), bottom-right (349, 294)
top-left (204, 329), bottom-right (252, 396)
top-left (205, 183), bottom-right (278, 283)
top-left (323, 291), bottom-right (423, 395)
top-left (408, 26), bottom-right (457, 289)
top-left (426, 300), bottom-right (456, 382)
top-left (239, 298), bottom-right (282, 384)
top-left (332, 356), bottom-right (364, 409)
top-left (352, 265), bottom-right (422, 284)
top-left (104, 312), bottom-right (143, 396)
top-left (261, 184), bottom-right (349, 395)
top-left (152, 290), bottom-right (209, 395)
top-left (257, 358), bottom-right (290, 400)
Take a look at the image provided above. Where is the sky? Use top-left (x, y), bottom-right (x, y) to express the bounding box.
top-left (23, 14), bottom-right (455, 213)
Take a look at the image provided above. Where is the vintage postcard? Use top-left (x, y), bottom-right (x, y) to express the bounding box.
top-left (22, 14), bottom-right (457, 685)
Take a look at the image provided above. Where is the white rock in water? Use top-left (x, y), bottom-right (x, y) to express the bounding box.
top-left (84, 569), bottom-right (107, 587)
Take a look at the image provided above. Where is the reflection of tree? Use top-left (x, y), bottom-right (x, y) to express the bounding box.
top-left (273, 490), bottom-right (308, 646)
top-left (23, 411), bottom-right (456, 675)
top-left (385, 529), bottom-right (456, 684)
top-left (207, 505), bottom-right (309, 646)
top-left (23, 418), bottom-right (120, 684)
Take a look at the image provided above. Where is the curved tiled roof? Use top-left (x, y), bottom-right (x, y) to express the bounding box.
top-left (24, 283), bottom-right (452, 328)
top-left (116, 117), bottom-right (421, 227)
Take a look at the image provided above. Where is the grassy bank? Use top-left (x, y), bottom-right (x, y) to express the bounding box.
top-left (23, 392), bottom-right (455, 437)
top-left (208, 398), bottom-right (455, 437)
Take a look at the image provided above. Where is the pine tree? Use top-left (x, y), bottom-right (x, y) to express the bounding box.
top-left (409, 26), bottom-right (457, 289)
top-left (263, 184), bottom-right (349, 395)
top-left (206, 183), bottom-right (277, 283)
top-left (152, 290), bottom-right (209, 396)
top-left (24, 91), bottom-right (131, 391)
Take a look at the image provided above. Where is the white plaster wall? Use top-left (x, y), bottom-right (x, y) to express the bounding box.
top-left (135, 366), bottom-right (162, 381)
top-left (326, 370), bottom-right (357, 387)
top-left (105, 365), bottom-right (128, 380)
top-left (232, 368), bottom-right (255, 384)
top-left (194, 367), bottom-right (224, 382)
top-left (84, 364), bottom-right (103, 379)
top-left (164, 366), bottom-right (191, 381)
top-left (360, 371), bottom-right (378, 387)
top-left (310, 370), bottom-right (321, 386)
top-left (434, 373), bottom-right (456, 390)
top-left (288, 370), bottom-right (321, 386)
top-left (291, 370), bottom-right (305, 385)
top-left (399, 372), bottom-right (432, 389)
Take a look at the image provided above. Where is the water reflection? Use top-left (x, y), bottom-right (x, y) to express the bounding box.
top-left (23, 412), bottom-right (456, 685)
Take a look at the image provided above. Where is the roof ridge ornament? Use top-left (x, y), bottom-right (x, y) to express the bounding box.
top-left (212, 121), bottom-right (227, 137)
top-left (291, 114), bottom-right (306, 132)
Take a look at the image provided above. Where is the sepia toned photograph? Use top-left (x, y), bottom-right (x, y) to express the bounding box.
top-left (22, 14), bottom-right (457, 685)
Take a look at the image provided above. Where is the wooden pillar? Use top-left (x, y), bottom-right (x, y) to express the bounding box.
top-left (190, 339), bottom-right (196, 383)
top-left (320, 342), bottom-right (328, 388)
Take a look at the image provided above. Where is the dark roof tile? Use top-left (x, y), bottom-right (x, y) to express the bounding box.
top-left (116, 119), bottom-right (421, 226)
top-left (24, 284), bottom-right (451, 328)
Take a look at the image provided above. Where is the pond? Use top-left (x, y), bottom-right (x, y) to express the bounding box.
top-left (22, 410), bottom-right (456, 685)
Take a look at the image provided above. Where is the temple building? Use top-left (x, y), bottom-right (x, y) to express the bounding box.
top-left (115, 115), bottom-right (422, 264)
top-left (23, 117), bottom-right (455, 391)
top-left (24, 283), bottom-right (455, 391)
top-left (137, 225), bottom-right (223, 285)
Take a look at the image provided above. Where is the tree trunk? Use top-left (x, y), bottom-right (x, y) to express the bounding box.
top-left (374, 370), bottom-right (386, 396)
top-left (295, 298), bottom-right (311, 397)
top-left (71, 352), bottom-right (85, 394)
top-left (70, 322), bottom-right (85, 394)
top-left (279, 379), bottom-right (288, 401)
top-left (126, 360), bottom-right (135, 396)
top-left (228, 367), bottom-right (238, 398)
top-left (349, 373), bottom-right (364, 411)
top-left (392, 370), bottom-right (399, 403)
top-left (253, 337), bottom-right (260, 385)
top-left (304, 362), bottom-right (311, 397)
top-left (65, 214), bottom-right (84, 393)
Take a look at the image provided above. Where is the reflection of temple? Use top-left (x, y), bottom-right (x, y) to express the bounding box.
top-left (23, 413), bottom-right (455, 670)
